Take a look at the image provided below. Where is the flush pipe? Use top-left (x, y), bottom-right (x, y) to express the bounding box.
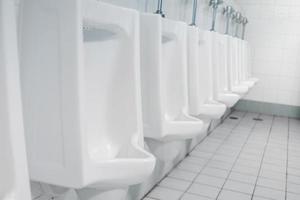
top-left (230, 11), bottom-right (237, 36)
top-left (223, 5), bottom-right (234, 35)
top-left (190, 0), bottom-right (198, 26)
top-left (155, 0), bottom-right (165, 18)
top-left (241, 17), bottom-right (249, 40)
top-left (209, 0), bottom-right (223, 32)
top-left (234, 12), bottom-right (242, 38)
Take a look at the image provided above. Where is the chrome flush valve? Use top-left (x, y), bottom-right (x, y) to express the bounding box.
top-left (209, 0), bottom-right (224, 31)
top-left (241, 17), bottom-right (249, 40)
top-left (234, 12), bottom-right (242, 38)
top-left (223, 5), bottom-right (234, 34)
top-left (155, 0), bottom-right (165, 18)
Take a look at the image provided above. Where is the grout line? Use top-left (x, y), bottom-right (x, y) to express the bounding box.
top-left (250, 115), bottom-right (276, 200)
top-left (177, 111), bottom-right (249, 200)
top-left (285, 118), bottom-right (290, 200)
top-left (214, 112), bottom-right (261, 200)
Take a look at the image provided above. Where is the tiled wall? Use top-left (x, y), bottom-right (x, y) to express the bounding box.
top-left (238, 0), bottom-right (300, 106)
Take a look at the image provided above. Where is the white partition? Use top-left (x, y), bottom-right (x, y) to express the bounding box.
top-left (0, 0), bottom-right (31, 199)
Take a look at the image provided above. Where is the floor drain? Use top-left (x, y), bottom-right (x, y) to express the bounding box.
top-left (229, 116), bottom-right (239, 120)
top-left (253, 118), bottom-right (263, 121)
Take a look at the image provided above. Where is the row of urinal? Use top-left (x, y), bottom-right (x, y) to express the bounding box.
top-left (0, 0), bottom-right (258, 200)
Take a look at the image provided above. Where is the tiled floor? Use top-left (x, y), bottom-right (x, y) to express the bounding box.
top-left (143, 111), bottom-right (300, 200)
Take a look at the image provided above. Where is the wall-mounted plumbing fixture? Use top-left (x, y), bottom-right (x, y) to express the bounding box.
top-left (241, 17), bottom-right (248, 40)
top-left (223, 5), bottom-right (234, 35)
top-left (155, 0), bottom-right (165, 17)
top-left (234, 12), bottom-right (242, 38)
top-left (209, 0), bottom-right (223, 31)
top-left (190, 0), bottom-right (198, 26)
top-left (230, 11), bottom-right (237, 36)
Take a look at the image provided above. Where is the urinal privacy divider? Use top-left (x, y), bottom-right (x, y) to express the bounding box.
top-left (0, 0), bottom-right (31, 199)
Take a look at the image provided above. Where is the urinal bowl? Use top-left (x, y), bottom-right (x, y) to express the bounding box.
top-left (231, 85), bottom-right (249, 96)
top-left (195, 101), bottom-right (227, 119)
top-left (217, 93), bottom-right (240, 108)
top-left (19, 0), bottom-right (155, 195)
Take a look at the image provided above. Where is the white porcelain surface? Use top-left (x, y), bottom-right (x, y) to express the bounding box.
top-left (212, 32), bottom-right (240, 108)
top-left (242, 41), bottom-right (259, 86)
top-left (140, 14), bottom-right (204, 142)
top-left (187, 27), bottom-right (226, 119)
top-left (19, 0), bottom-right (155, 189)
top-left (228, 36), bottom-right (249, 96)
top-left (196, 30), bottom-right (238, 108)
top-left (0, 0), bottom-right (31, 199)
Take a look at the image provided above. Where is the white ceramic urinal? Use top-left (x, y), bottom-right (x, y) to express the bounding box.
top-left (0, 0), bottom-right (31, 199)
top-left (211, 32), bottom-right (240, 108)
top-left (187, 27), bottom-right (226, 149)
top-left (242, 41), bottom-right (259, 86)
top-left (187, 27), bottom-right (226, 121)
top-left (19, 0), bottom-right (155, 198)
top-left (228, 36), bottom-right (249, 96)
top-left (140, 14), bottom-right (204, 142)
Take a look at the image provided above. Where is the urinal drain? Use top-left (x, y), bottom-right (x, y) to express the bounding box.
top-left (229, 116), bottom-right (239, 120)
top-left (253, 118), bottom-right (263, 121)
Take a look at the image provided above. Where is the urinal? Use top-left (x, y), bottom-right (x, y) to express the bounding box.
top-left (187, 26), bottom-right (226, 149)
top-left (19, 0), bottom-right (155, 196)
top-left (140, 14), bottom-right (204, 142)
top-left (227, 36), bottom-right (249, 96)
top-left (242, 40), bottom-right (259, 86)
top-left (187, 27), bottom-right (226, 120)
top-left (198, 31), bottom-right (239, 108)
top-left (0, 0), bottom-right (31, 199)
top-left (211, 32), bottom-right (240, 107)
top-left (236, 38), bottom-right (254, 90)
top-left (139, 14), bottom-right (204, 163)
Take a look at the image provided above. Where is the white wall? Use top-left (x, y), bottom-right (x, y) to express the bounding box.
top-left (239, 0), bottom-right (300, 106)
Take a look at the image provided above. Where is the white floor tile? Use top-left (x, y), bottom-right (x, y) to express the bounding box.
top-left (158, 177), bottom-right (191, 191)
top-left (254, 186), bottom-right (285, 200)
top-left (259, 169), bottom-right (286, 181)
top-left (287, 182), bottom-right (300, 194)
top-left (147, 186), bottom-right (183, 200)
top-left (217, 189), bottom-right (252, 200)
top-left (189, 151), bottom-right (214, 159)
top-left (257, 177), bottom-right (286, 191)
top-left (228, 171), bottom-right (257, 184)
top-left (187, 183), bottom-right (220, 199)
top-left (232, 165), bottom-right (260, 176)
top-left (287, 192), bottom-right (300, 200)
top-left (223, 180), bottom-right (255, 194)
top-left (201, 167), bottom-right (230, 179)
top-left (195, 174), bottom-right (226, 188)
top-left (288, 175), bottom-right (300, 185)
top-left (181, 193), bottom-right (212, 200)
top-left (176, 162), bottom-right (203, 173)
top-left (252, 197), bottom-right (271, 200)
top-left (168, 169), bottom-right (197, 182)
